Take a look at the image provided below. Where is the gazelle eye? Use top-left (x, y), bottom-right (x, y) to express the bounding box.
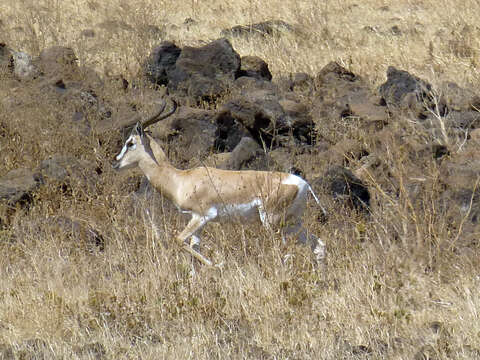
top-left (127, 142), bottom-right (134, 148)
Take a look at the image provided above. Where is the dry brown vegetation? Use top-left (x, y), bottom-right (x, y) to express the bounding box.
top-left (1, 0), bottom-right (480, 359)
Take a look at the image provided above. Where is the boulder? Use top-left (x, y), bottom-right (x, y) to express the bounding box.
top-left (221, 20), bottom-right (294, 39)
top-left (32, 77), bottom-right (110, 134)
top-left (149, 106), bottom-right (217, 164)
top-left (214, 110), bottom-right (250, 152)
top-left (378, 66), bottom-right (436, 118)
top-left (37, 154), bottom-right (99, 193)
top-left (313, 165), bottom-right (370, 210)
top-left (0, 42), bottom-right (12, 70)
top-left (145, 38), bottom-right (241, 100)
top-left (276, 72), bottom-right (315, 94)
top-left (170, 38), bottom-right (240, 99)
top-left (0, 168), bottom-right (43, 205)
top-left (311, 62), bottom-right (387, 129)
top-left (220, 137), bottom-right (264, 170)
top-left (238, 56), bottom-right (272, 81)
top-left (143, 41), bottom-right (182, 86)
top-left (37, 46), bottom-right (80, 80)
top-left (221, 81), bottom-right (315, 147)
top-left (279, 99), bottom-right (315, 144)
top-left (440, 81), bottom-right (480, 112)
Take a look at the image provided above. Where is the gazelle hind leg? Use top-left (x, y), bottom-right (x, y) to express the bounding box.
top-left (283, 221), bottom-right (326, 263)
top-left (188, 233), bottom-right (202, 276)
top-left (190, 233), bottom-right (201, 252)
top-left (258, 203), bottom-right (271, 230)
top-left (258, 202), bottom-right (284, 232)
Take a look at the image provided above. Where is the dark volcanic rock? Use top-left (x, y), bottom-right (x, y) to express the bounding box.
top-left (314, 166), bottom-right (370, 210)
top-left (38, 46), bottom-right (80, 79)
top-left (238, 56), bottom-right (272, 81)
top-left (214, 110), bottom-right (250, 152)
top-left (144, 41), bottom-right (182, 86)
top-left (150, 106), bottom-right (217, 164)
top-left (221, 81), bottom-right (315, 148)
top-left (378, 66), bottom-right (436, 118)
top-left (37, 154), bottom-right (99, 193)
top-left (312, 61), bottom-right (388, 127)
top-left (170, 38), bottom-right (240, 99)
top-left (0, 42), bottom-right (12, 70)
top-left (221, 20), bottom-right (294, 39)
top-left (441, 81), bottom-right (480, 112)
top-left (276, 72), bottom-right (315, 94)
top-left (221, 136), bottom-right (264, 170)
top-left (0, 168), bottom-right (43, 206)
top-left (145, 38), bottom-right (241, 100)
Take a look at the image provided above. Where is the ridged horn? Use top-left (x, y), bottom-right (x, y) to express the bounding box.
top-left (142, 98), bottom-right (177, 129)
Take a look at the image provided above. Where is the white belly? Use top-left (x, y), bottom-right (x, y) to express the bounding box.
top-left (215, 198), bottom-right (262, 222)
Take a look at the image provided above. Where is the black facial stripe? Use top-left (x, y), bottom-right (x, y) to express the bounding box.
top-left (141, 135), bottom-right (159, 165)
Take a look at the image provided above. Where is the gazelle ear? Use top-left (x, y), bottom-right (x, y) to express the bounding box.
top-left (134, 122), bottom-right (144, 137)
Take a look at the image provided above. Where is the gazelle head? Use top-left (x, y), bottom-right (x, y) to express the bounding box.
top-left (112, 99), bottom-right (177, 171)
top-left (113, 122), bottom-right (148, 170)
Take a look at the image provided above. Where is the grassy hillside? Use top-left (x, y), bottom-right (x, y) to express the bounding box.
top-left (0, 0), bottom-right (479, 359)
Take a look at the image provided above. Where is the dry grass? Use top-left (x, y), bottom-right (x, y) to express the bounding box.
top-left (1, 0), bottom-right (480, 359)
top-left (2, 0), bottom-right (480, 84)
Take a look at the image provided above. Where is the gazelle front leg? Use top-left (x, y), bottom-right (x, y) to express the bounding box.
top-left (176, 211), bottom-right (217, 266)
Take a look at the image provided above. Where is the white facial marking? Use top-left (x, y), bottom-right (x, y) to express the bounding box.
top-left (116, 136), bottom-right (134, 161)
top-left (116, 145), bottom-right (127, 161)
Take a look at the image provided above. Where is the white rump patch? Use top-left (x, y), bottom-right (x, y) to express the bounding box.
top-left (282, 174), bottom-right (306, 188)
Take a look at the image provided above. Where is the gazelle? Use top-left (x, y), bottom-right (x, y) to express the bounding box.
top-left (113, 99), bottom-right (326, 266)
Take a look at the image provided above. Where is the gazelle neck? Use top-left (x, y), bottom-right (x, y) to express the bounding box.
top-left (137, 137), bottom-right (181, 203)
top-left (146, 134), bottom-right (169, 163)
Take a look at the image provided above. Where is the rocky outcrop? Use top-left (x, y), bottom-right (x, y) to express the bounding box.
top-left (312, 62), bottom-right (388, 128)
top-left (378, 66), bottom-right (435, 118)
top-left (0, 168), bottom-right (43, 205)
top-left (149, 106), bottom-right (217, 164)
top-left (144, 39), bottom-right (240, 101)
top-left (221, 20), bottom-right (295, 39)
top-left (314, 166), bottom-right (370, 211)
top-left (238, 56), bottom-right (272, 81)
top-left (221, 80), bottom-right (315, 148)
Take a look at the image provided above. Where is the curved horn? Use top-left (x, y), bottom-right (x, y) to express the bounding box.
top-left (142, 98), bottom-right (177, 129)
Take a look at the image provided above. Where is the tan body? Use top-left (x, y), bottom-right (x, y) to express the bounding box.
top-left (113, 102), bottom-right (325, 266)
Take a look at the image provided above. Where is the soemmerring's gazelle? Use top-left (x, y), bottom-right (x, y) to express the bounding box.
top-left (113, 99), bottom-right (326, 266)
